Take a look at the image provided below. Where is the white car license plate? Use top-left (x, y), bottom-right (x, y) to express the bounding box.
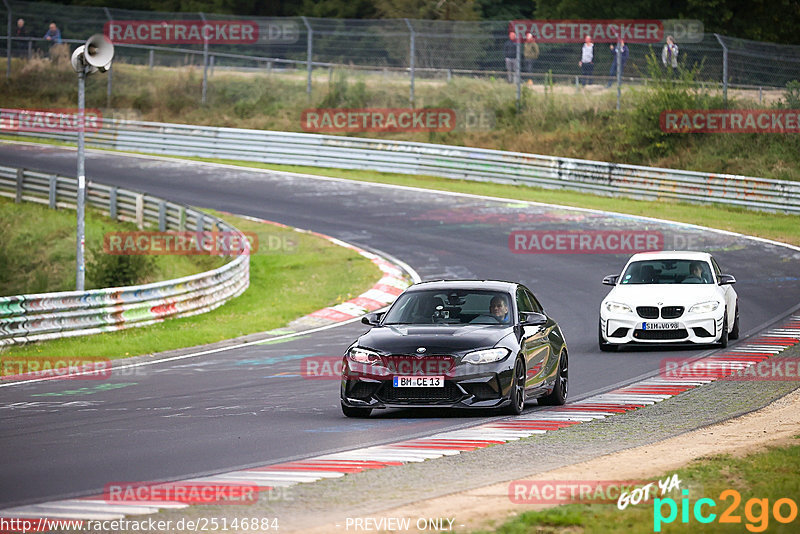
top-left (642, 322), bottom-right (679, 330)
top-left (393, 376), bottom-right (444, 388)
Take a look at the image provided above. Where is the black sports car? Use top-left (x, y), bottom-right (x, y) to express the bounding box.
top-left (340, 280), bottom-right (569, 417)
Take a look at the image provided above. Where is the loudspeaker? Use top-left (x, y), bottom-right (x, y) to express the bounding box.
top-left (71, 34), bottom-right (114, 73)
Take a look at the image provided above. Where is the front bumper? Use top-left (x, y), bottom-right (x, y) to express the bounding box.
top-left (340, 357), bottom-right (515, 409)
top-left (600, 311), bottom-right (724, 345)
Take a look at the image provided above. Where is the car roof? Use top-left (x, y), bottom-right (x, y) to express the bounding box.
top-left (405, 280), bottom-right (519, 293)
top-left (626, 251), bottom-right (713, 262)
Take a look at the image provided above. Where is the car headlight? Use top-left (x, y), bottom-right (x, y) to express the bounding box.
top-left (605, 301), bottom-right (633, 314)
top-left (689, 301), bottom-right (720, 314)
top-left (462, 347), bottom-right (510, 364)
top-left (347, 347), bottom-right (381, 365)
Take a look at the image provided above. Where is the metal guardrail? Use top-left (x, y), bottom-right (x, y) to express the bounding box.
top-left (0, 165), bottom-right (250, 345)
top-left (8, 118), bottom-right (800, 213)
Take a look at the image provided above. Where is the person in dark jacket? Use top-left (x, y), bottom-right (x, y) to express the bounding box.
top-left (504, 31), bottom-right (519, 83)
top-left (43, 22), bottom-right (62, 44)
top-left (607, 39), bottom-right (629, 87)
top-left (14, 19), bottom-right (31, 57)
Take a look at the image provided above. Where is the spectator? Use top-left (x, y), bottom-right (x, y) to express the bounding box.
top-left (607, 39), bottom-right (629, 87)
top-left (14, 18), bottom-right (31, 57)
top-left (504, 31), bottom-right (519, 83)
top-left (523, 32), bottom-right (539, 73)
top-left (578, 35), bottom-right (594, 86)
top-left (43, 22), bottom-right (62, 44)
top-left (662, 35), bottom-right (679, 77)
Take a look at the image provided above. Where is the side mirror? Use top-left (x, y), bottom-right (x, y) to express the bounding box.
top-left (718, 274), bottom-right (736, 285)
top-left (520, 311), bottom-right (547, 326)
top-left (602, 274), bottom-right (619, 286)
top-left (361, 312), bottom-right (383, 326)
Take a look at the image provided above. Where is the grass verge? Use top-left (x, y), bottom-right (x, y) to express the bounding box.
top-left (472, 440), bottom-right (800, 533)
top-left (1, 209), bottom-right (380, 363)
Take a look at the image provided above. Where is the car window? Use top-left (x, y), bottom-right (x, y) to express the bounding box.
top-left (710, 257), bottom-right (722, 279)
top-left (620, 259), bottom-right (713, 284)
top-left (516, 288), bottom-right (534, 313)
top-left (525, 289), bottom-right (544, 313)
top-left (382, 289), bottom-right (512, 325)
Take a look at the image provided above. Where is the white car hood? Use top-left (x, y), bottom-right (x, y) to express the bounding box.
top-left (604, 284), bottom-right (722, 307)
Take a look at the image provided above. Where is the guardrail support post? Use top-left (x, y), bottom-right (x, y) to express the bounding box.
top-left (301, 17), bottom-right (313, 96)
top-left (158, 201), bottom-right (166, 231)
top-left (15, 168), bottom-right (23, 203)
top-left (209, 55), bottom-right (214, 76)
top-left (49, 175), bottom-right (57, 209)
top-left (110, 186), bottom-right (117, 220)
top-left (178, 206), bottom-right (186, 230)
top-left (148, 49), bottom-right (154, 69)
top-left (135, 194), bottom-right (144, 230)
top-left (197, 212), bottom-right (205, 231)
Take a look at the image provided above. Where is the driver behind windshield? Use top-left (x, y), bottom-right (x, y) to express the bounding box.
top-left (489, 295), bottom-right (510, 323)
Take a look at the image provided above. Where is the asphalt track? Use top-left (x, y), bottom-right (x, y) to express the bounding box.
top-left (1, 143), bottom-right (799, 508)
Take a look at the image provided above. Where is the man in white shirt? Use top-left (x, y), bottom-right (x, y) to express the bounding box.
top-left (662, 35), bottom-right (679, 77)
top-left (578, 35), bottom-right (594, 86)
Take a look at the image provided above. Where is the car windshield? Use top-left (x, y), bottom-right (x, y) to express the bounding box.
top-left (620, 259), bottom-right (713, 285)
top-left (382, 289), bottom-right (513, 325)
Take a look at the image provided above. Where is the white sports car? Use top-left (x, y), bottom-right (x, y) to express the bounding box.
top-left (599, 251), bottom-right (739, 351)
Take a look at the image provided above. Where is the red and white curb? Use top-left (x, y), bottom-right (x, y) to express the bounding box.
top-left (3, 316), bottom-right (798, 521)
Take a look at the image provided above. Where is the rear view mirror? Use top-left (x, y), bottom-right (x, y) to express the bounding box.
top-left (718, 274), bottom-right (736, 285)
top-left (520, 311), bottom-right (547, 326)
top-left (602, 275), bottom-right (619, 286)
top-left (361, 312), bottom-right (383, 326)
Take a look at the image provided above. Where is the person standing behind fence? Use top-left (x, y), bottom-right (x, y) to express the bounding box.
top-left (606, 39), bottom-right (628, 87)
top-left (43, 22), bottom-right (62, 45)
top-left (578, 35), bottom-right (594, 86)
top-left (523, 32), bottom-right (539, 73)
top-left (504, 31), bottom-right (519, 83)
top-left (662, 35), bottom-right (679, 77)
top-left (14, 19), bottom-right (31, 57)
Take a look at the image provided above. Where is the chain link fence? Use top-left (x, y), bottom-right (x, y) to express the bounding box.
top-left (2, 0), bottom-right (799, 107)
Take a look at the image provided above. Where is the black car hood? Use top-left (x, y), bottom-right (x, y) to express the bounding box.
top-left (357, 324), bottom-right (513, 354)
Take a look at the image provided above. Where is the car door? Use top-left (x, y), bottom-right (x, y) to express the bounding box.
top-left (517, 288), bottom-right (550, 388)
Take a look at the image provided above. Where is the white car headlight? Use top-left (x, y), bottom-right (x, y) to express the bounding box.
top-left (605, 301), bottom-right (633, 314)
top-left (347, 347), bottom-right (381, 365)
top-left (463, 348), bottom-right (510, 364)
top-left (689, 301), bottom-right (720, 314)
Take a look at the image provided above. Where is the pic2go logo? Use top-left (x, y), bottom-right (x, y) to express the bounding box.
top-left (653, 489), bottom-right (798, 532)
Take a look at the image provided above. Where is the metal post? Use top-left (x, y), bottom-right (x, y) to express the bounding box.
top-left (209, 54), bottom-right (214, 76)
top-left (148, 49), bottom-right (154, 69)
top-left (405, 19), bottom-right (415, 108)
top-left (104, 8), bottom-right (113, 107)
top-left (714, 34), bottom-right (728, 108)
top-left (515, 39), bottom-right (521, 112)
top-left (76, 69), bottom-right (86, 291)
top-left (4, 0), bottom-right (11, 80)
top-left (616, 37), bottom-right (622, 111)
top-left (200, 12), bottom-right (208, 104)
top-left (301, 17), bottom-right (312, 96)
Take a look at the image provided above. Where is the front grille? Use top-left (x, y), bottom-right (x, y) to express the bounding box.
top-left (610, 327), bottom-right (629, 338)
top-left (348, 381), bottom-right (379, 400)
top-left (637, 306), bottom-right (659, 319)
top-left (661, 306), bottom-right (684, 319)
top-left (692, 327), bottom-right (713, 337)
top-left (378, 381), bottom-right (464, 403)
top-left (633, 329), bottom-right (688, 340)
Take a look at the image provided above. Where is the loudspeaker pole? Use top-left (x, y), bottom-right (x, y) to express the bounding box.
top-left (76, 67), bottom-right (86, 291)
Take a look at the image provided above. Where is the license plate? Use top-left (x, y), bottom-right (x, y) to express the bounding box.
top-left (393, 376), bottom-right (444, 388)
top-left (642, 322), bottom-right (679, 330)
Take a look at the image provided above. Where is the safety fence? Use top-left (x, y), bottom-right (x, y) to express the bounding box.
top-left (0, 164), bottom-right (250, 345)
top-left (8, 117), bottom-right (800, 214)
